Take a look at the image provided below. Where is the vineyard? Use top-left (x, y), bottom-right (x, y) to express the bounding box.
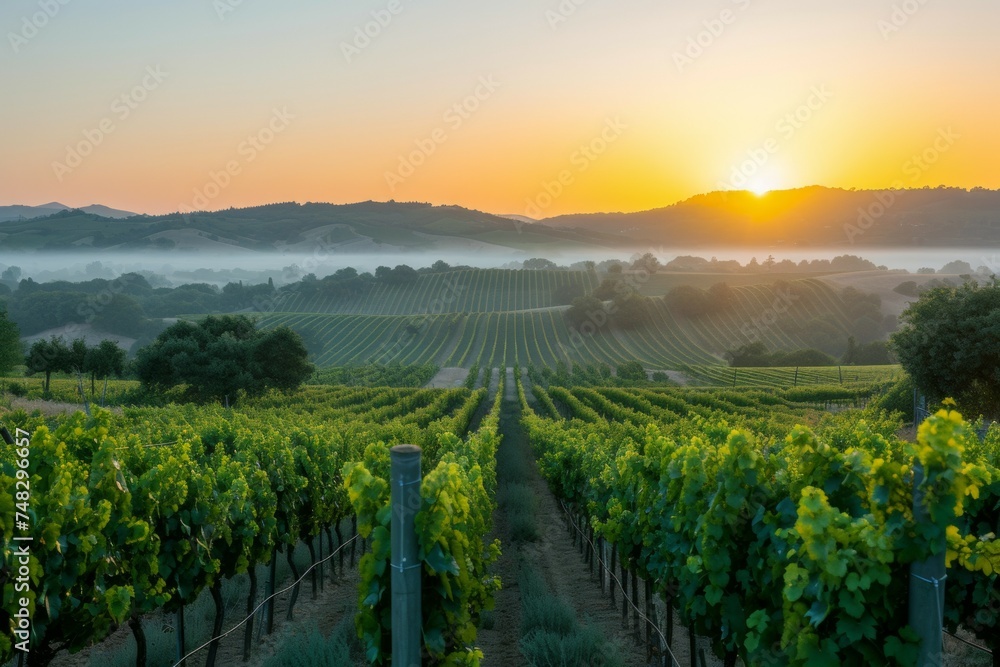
top-left (0, 382), bottom-right (502, 666)
top-left (683, 364), bottom-right (903, 388)
top-left (520, 376), bottom-right (1000, 665)
top-left (2, 370), bottom-right (999, 665)
top-left (259, 270), bottom-right (874, 371)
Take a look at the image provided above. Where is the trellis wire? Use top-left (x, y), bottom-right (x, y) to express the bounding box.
top-left (170, 534), bottom-right (360, 667)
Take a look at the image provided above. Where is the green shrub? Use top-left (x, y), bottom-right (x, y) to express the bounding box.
top-left (502, 483), bottom-right (539, 543)
top-left (519, 569), bottom-right (574, 637)
top-left (520, 624), bottom-right (625, 667)
top-left (868, 375), bottom-right (914, 419)
top-left (518, 565), bottom-right (624, 667)
top-left (263, 622), bottom-right (353, 667)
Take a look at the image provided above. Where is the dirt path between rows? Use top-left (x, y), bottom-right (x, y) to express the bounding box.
top-left (425, 366), bottom-right (470, 388)
top-left (480, 369), bottom-right (653, 667)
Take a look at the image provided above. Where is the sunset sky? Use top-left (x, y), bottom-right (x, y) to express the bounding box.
top-left (1, 0), bottom-right (997, 218)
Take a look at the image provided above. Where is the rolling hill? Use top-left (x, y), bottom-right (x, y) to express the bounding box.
top-left (539, 186), bottom-right (1000, 248)
top-left (255, 268), bottom-right (878, 371)
top-left (3, 186), bottom-right (1000, 253)
top-left (0, 202), bottom-right (136, 222)
top-left (0, 202), bottom-right (625, 253)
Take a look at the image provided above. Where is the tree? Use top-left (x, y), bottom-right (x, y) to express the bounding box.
top-left (91, 294), bottom-right (147, 337)
top-left (616, 361), bottom-right (647, 382)
top-left (0, 308), bottom-right (22, 374)
top-left (135, 315), bottom-right (313, 403)
top-left (708, 282), bottom-right (734, 311)
top-left (892, 281), bottom-right (1000, 417)
top-left (725, 342), bottom-right (771, 367)
top-left (25, 336), bottom-right (70, 393)
top-left (664, 285), bottom-right (711, 317)
top-left (523, 258), bottom-right (558, 270)
top-left (630, 253), bottom-right (660, 273)
top-left (612, 294), bottom-right (650, 329)
top-left (566, 296), bottom-right (605, 330)
top-left (66, 338), bottom-right (89, 374)
top-left (842, 337), bottom-right (894, 366)
top-left (84, 340), bottom-right (127, 394)
top-left (252, 327), bottom-right (313, 392)
top-left (940, 260), bottom-right (974, 275)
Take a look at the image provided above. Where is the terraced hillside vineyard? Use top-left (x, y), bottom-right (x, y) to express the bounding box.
top-left (259, 269), bottom-right (881, 371)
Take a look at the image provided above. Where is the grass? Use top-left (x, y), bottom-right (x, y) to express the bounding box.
top-left (262, 614), bottom-right (358, 667)
top-left (501, 483), bottom-right (540, 543)
top-left (517, 563), bottom-right (624, 667)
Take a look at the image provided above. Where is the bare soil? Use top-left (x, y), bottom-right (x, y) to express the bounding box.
top-left (425, 367), bottom-right (470, 389)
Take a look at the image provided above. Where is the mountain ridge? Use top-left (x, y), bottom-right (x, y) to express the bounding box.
top-left (537, 185), bottom-right (1000, 247)
top-left (0, 202), bottom-right (137, 222)
top-left (3, 186), bottom-right (999, 252)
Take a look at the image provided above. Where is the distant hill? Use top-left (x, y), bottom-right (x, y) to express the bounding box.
top-left (3, 187), bottom-right (1000, 252)
top-left (0, 202), bottom-right (136, 222)
top-left (0, 201), bottom-right (625, 253)
top-left (541, 186), bottom-right (1000, 247)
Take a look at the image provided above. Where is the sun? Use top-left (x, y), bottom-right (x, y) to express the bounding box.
top-left (746, 173), bottom-right (784, 197)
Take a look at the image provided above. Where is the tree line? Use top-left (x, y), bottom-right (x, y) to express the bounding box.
top-left (1, 306), bottom-right (313, 404)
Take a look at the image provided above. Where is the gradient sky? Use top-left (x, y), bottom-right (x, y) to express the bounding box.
top-left (1, 0), bottom-right (997, 217)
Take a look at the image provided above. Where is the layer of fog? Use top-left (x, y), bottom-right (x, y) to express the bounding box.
top-left (1, 247), bottom-right (996, 287)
